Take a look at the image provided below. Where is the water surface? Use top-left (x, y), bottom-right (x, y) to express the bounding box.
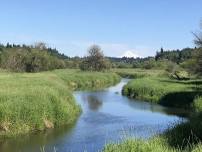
top-left (0, 79), bottom-right (187, 152)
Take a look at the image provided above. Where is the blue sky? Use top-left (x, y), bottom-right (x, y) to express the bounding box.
top-left (0, 0), bottom-right (201, 57)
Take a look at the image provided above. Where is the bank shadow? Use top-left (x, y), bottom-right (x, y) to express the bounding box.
top-left (159, 79), bottom-right (202, 86)
top-left (159, 91), bottom-right (202, 108)
top-left (162, 112), bottom-right (202, 149)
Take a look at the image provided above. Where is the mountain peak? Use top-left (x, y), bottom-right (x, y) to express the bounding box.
top-left (120, 50), bottom-right (141, 58)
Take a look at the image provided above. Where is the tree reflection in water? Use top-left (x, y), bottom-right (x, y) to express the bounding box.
top-left (86, 95), bottom-right (103, 111)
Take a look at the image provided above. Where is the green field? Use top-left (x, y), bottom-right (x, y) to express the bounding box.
top-left (122, 77), bottom-right (202, 108)
top-left (112, 68), bottom-right (166, 78)
top-left (114, 68), bottom-right (202, 109)
top-left (0, 69), bottom-right (120, 137)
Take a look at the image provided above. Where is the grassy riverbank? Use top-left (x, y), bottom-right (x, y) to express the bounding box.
top-left (122, 77), bottom-right (202, 108)
top-left (0, 69), bottom-right (120, 137)
top-left (116, 68), bottom-right (202, 109)
top-left (103, 136), bottom-right (202, 152)
top-left (112, 68), bottom-right (166, 78)
top-left (104, 68), bottom-right (202, 152)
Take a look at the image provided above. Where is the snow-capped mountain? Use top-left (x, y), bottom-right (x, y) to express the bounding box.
top-left (120, 50), bottom-right (140, 58)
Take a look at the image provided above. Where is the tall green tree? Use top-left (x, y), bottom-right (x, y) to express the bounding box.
top-left (193, 21), bottom-right (202, 75)
top-left (80, 45), bottom-right (111, 71)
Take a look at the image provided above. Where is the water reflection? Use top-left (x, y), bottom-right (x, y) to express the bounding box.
top-left (86, 95), bottom-right (103, 111)
top-left (0, 124), bottom-right (76, 152)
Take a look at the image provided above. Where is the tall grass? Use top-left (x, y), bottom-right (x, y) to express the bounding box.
top-left (112, 68), bottom-right (166, 78)
top-left (103, 138), bottom-right (179, 152)
top-left (53, 69), bottom-right (120, 90)
top-left (122, 78), bottom-right (202, 108)
top-left (0, 69), bottom-right (120, 137)
top-left (103, 137), bottom-right (202, 152)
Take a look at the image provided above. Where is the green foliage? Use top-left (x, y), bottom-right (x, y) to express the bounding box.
top-left (103, 138), bottom-right (177, 152)
top-left (193, 97), bottom-right (202, 112)
top-left (122, 77), bottom-right (202, 108)
top-left (80, 45), bottom-right (111, 71)
top-left (108, 47), bottom-right (195, 71)
top-left (0, 69), bottom-right (120, 137)
top-left (155, 48), bottom-right (194, 64)
top-left (142, 58), bottom-right (156, 69)
top-left (195, 48), bottom-right (202, 75)
top-left (180, 59), bottom-right (197, 73)
top-left (116, 62), bottom-right (133, 68)
top-left (64, 57), bottom-right (82, 69)
top-left (103, 136), bottom-right (202, 152)
top-left (170, 70), bottom-right (190, 80)
top-left (162, 112), bottom-right (202, 150)
top-left (112, 68), bottom-right (166, 78)
top-left (0, 45), bottom-right (66, 72)
top-left (181, 48), bottom-right (202, 76)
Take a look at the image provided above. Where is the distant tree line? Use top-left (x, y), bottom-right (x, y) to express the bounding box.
top-left (0, 21), bottom-right (202, 75)
top-left (0, 42), bottom-right (200, 74)
top-left (193, 23), bottom-right (202, 75)
top-left (0, 42), bottom-right (70, 72)
top-left (0, 42), bottom-right (111, 72)
top-left (155, 47), bottom-right (195, 64)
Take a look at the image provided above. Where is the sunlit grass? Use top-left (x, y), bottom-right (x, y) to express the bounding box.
top-left (122, 77), bottom-right (202, 108)
top-left (0, 69), bottom-right (120, 137)
top-left (112, 68), bottom-right (166, 78)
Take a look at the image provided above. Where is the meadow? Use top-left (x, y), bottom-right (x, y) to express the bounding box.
top-left (122, 77), bottom-right (202, 108)
top-left (0, 69), bottom-right (120, 137)
top-left (116, 68), bottom-right (202, 109)
top-left (112, 68), bottom-right (166, 78)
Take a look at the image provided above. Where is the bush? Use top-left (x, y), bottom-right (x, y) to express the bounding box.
top-left (195, 48), bottom-right (202, 75)
top-left (0, 48), bottom-right (65, 72)
top-left (193, 97), bottom-right (202, 112)
top-left (142, 59), bottom-right (156, 69)
top-left (170, 70), bottom-right (190, 80)
top-left (80, 45), bottom-right (111, 71)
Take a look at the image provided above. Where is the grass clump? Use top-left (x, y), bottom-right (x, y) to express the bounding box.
top-left (0, 69), bottom-right (120, 137)
top-left (122, 77), bottom-right (202, 108)
top-left (112, 68), bottom-right (166, 78)
top-left (53, 69), bottom-right (120, 90)
top-left (103, 137), bottom-right (202, 152)
top-left (103, 138), bottom-right (179, 152)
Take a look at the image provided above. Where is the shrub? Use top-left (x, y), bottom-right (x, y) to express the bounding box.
top-left (80, 45), bottom-right (111, 71)
top-left (170, 70), bottom-right (190, 80)
top-left (0, 48), bottom-right (65, 72)
top-left (193, 97), bottom-right (202, 112)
